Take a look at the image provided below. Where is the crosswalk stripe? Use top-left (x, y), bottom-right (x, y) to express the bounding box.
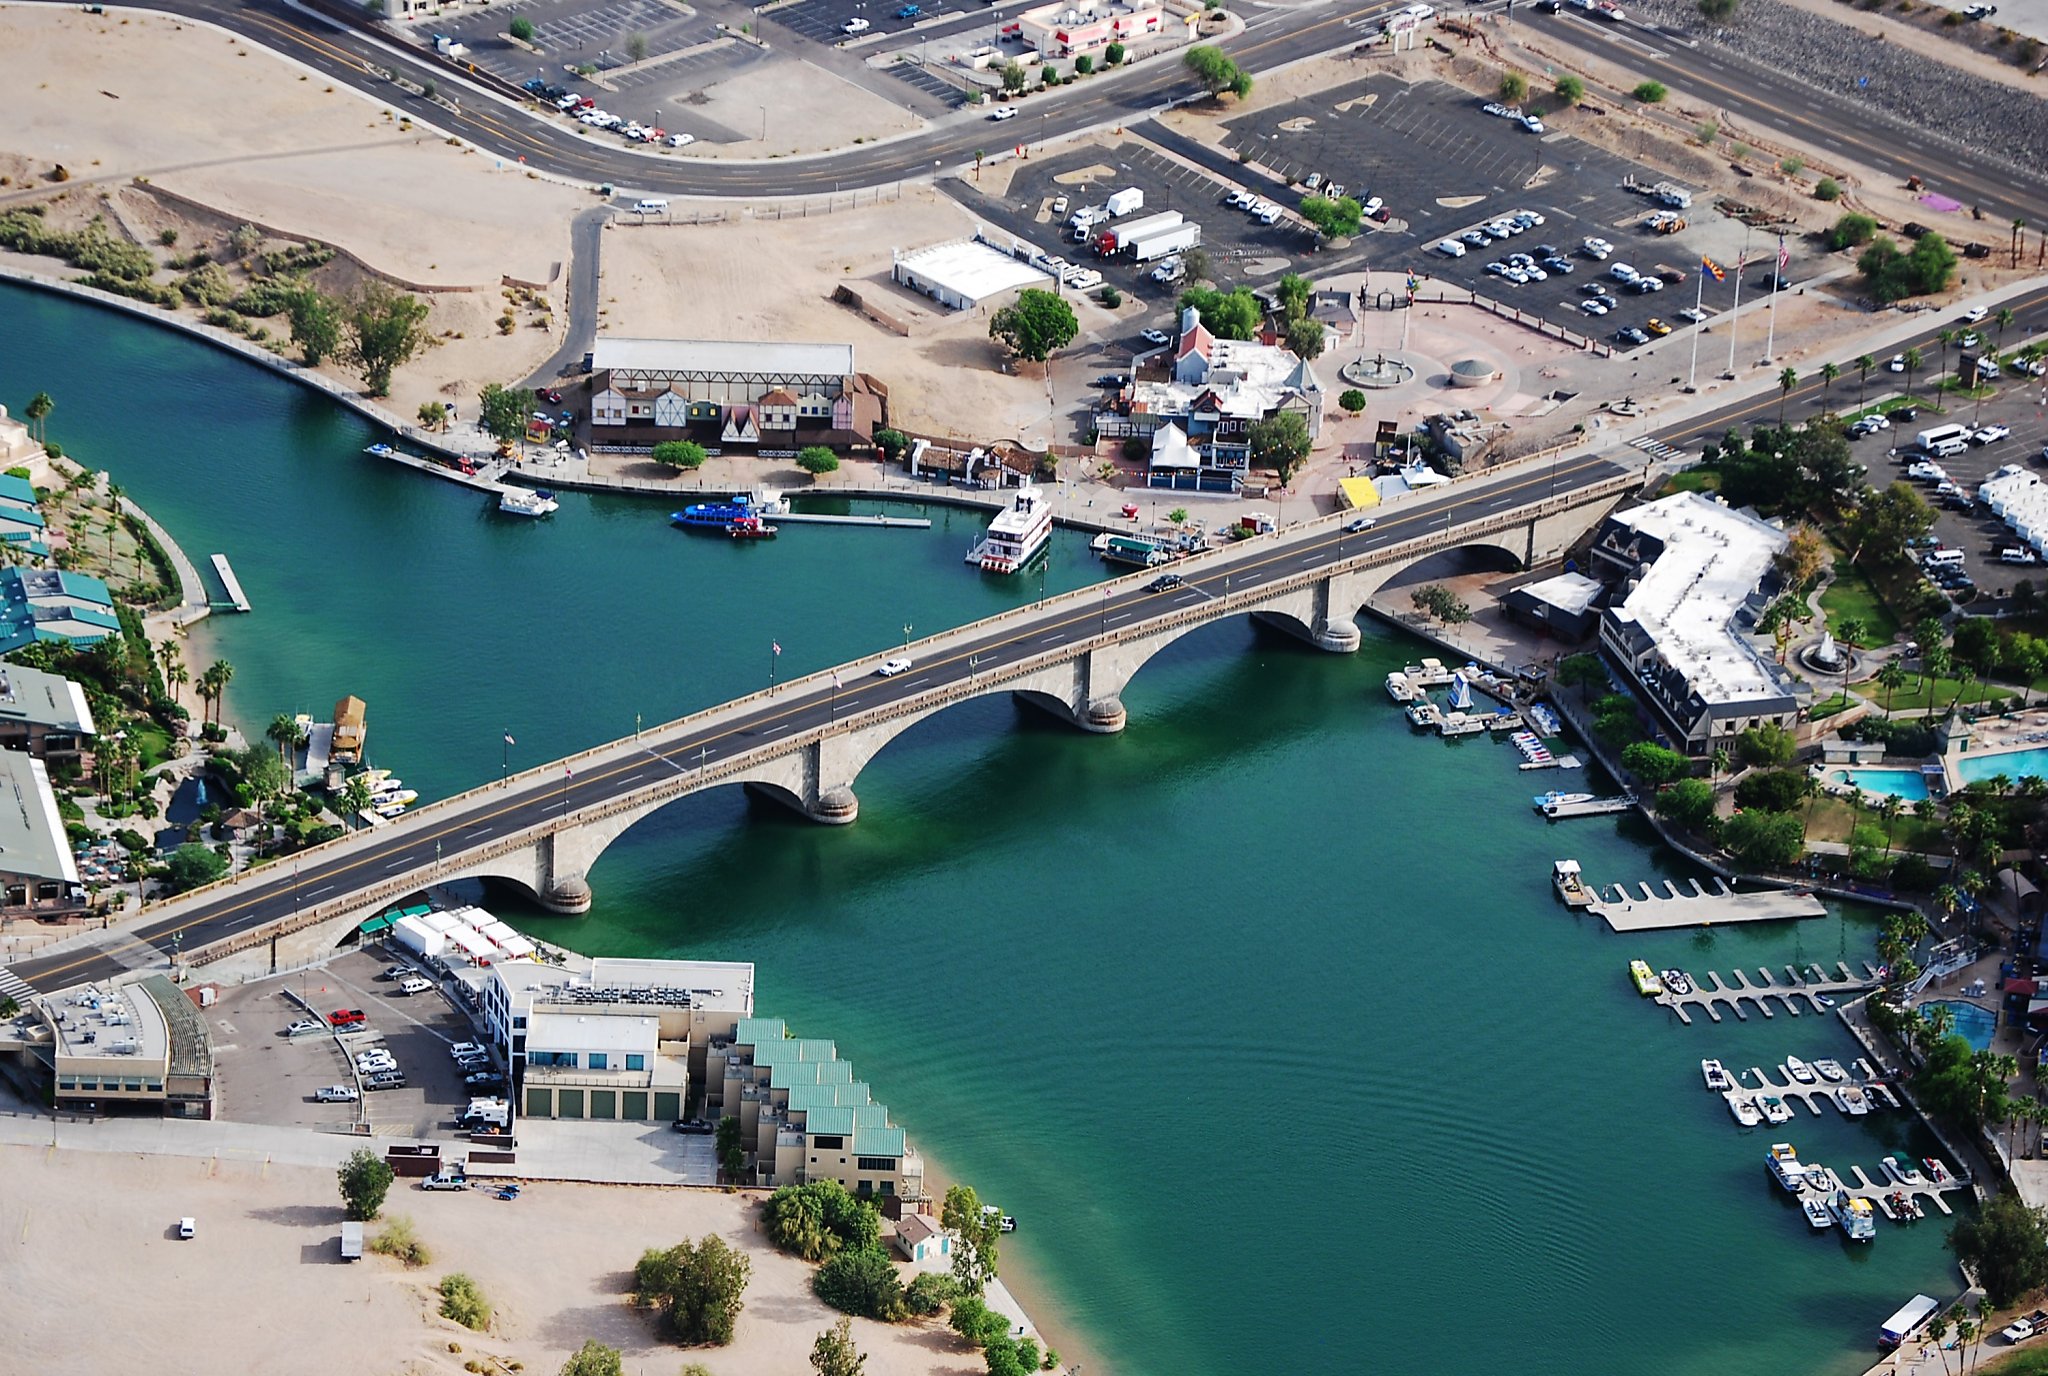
top-left (0, 966), bottom-right (35, 1001)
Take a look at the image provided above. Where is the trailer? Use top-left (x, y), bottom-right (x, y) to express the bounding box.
top-left (1105, 187), bottom-right (1144, 218)
top-left (339, 1221), bottom-right (364, 1261)
top-left (1127, 222), bottom-right (1203, 262)
top-left (1095, 211), bottom-right (1183, 254)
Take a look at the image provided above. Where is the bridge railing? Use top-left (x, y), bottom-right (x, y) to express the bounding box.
top-left (160, 466), bottom-right (1642, 945)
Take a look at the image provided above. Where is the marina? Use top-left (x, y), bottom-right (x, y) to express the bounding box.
top-left (1720, 1058), bottom-right (1906, 1122)
top-left (208, 552), bottom-right (251, 612)
top-left (1751, 1142), bottom-right (1967, 1229)
top-left (1656, 963), bottom-right (1883, 1024)
top-left (1588, 877), bottom-right (1831, 932)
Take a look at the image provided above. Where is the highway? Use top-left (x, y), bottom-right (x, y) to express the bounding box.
top-left (5, 447), bottom-right (1629, 995)
top-left (27, 0), bottom-right (2048, 222)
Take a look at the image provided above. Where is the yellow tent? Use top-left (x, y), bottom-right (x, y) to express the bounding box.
top-left (1337, 476), bottom-right (1381, 511)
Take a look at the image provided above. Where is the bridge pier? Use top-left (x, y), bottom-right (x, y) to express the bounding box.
top-left (539, 874), bottom-right (594, 915)
top-left (1313, 618), bottom-right (1362, 654)
top-left (1080, 697), bottom-right (1126, 733)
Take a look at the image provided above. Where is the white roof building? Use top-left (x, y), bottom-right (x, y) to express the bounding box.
top-left (891, 239), bottom-right (1050, 311)
top-left (1592, 492), bottom-right (1800, 752)
top-left (1121, 308), bottom-right (1322, 480)
top-left (592, 338), bottom-right (855, 384)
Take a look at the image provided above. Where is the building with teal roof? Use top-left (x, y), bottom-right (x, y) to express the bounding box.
top-left (0, 568), bottom-right (118, 656)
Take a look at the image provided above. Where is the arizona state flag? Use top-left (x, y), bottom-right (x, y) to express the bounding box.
top-left (1701, 256), bottom-right (1727, 282)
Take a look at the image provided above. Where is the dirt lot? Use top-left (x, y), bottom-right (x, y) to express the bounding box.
top-left (1, 1143), bottom-right (986, 1376)
top-left (600, 187), bottom-right (1124, 439)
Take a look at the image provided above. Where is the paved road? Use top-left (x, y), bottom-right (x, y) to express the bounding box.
top-left (5, 448), bottom-right (1629, 995)
top-left (519, 204), bottom-right (611, 388)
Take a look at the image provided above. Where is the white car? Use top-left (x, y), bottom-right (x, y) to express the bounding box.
top-left (1580, 299), bottom-right (1610, 315)
top-left (1907, 461), bottom-right (1947, 481)
top-left (1521, 114), bottom-right (1546, 133)
top-left (449, 1042), bottom-right (486, 1059)
top-left (1609, 263), bottom-right (1639, 282)
top-left (1974, 424), bottom-right (2012, 444)
top-left (1258, 206), bottom-right (1283, 224)
top-left (876, 658), bottom-right (913, 677)
top-left (2017, 357), bottom-right (2047, 377)
top-left (1486, 261), bottom-right (1512, 277)
top-left (843, 15), bottom-right (870, 30)
top-left (1482, 101), bottom-right (1508, 116)
top-left (285, 1019), bottom-right (324, 1037)
top-left (1888, 353), bottom-right (1907, 372)
top-left (177, 1217), bottom-right (196, 1240)
top-left (1141, 328), bottom-right (1172, 346)
top-left (989, 107), bottom-right (1016, 121)
top-left (1435, 238), bottom-right (1467, 257)
top-left (1360, 195), bottom-right (1384, 216)
top-left (1522, 264), bottom-right (1547, 281)
top-left (667, 133), bottom-right (695, 148)
top-left (1677, 306), bottom-right (1707, 323)
top-left (1962, 305), bottom-right (1989, 323)
top-left (1511, 209), bottom-right (1546, 226)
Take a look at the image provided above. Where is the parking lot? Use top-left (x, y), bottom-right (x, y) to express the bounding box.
top-left (210, 946), bottom-right (491, 1141)
top-left (433, 0), bottom-right (706, 86)
top-left (1219, 76), bottom-right (1823, 353)
top-left (769, 0), bottom-right (985, 46)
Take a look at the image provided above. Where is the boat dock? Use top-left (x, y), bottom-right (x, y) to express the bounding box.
top-left (1541, 795), bottom-right (1635, 819)
top-left (1660, 962), bottom-right (1881, 1024)
top-left (1588, 878), bottom-right (1829, 932)
top-left (1518, 755), bottom-right (1585, 772)
top-left (208, 554), bottom-right (251, 612)
top-left (1797, 1160), bottom-right (1966, 1220)
top-left (366, 442), bottom-right (507, 494)
top-left (771, 512), bottom-right (932, 529)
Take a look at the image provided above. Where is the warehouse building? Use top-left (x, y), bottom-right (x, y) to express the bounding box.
top-left (891, 239), bottom-right (1050, 312)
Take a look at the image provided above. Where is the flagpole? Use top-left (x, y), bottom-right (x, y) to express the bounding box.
top-left (1762, 234), bottom-right (1785, 365)
top-left (1726, 227), bottom-right (1752, 378)
top-left (1687, 266), bottom-right (1707, 391)
top-left (769, 641), bottom-right (777, 692)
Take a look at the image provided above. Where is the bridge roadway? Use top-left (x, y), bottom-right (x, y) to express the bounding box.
top-left (27, 0), bottom-right (2048, 222)
top-left (8, 449), bottom-right (1629, 995)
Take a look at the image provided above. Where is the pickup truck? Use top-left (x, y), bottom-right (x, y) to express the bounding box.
top-left (2002, 1311), bottom-right (2048, 1343)
top-left (420, 1172), bottom-right (468, 1191)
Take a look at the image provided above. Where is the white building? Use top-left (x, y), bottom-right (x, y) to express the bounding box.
top-left (483, 956), bottom-right (754, 1124)
top-left (1591, 492), bottom-right (1800, 754)
top-left (891, 239), bottom-right (1050, 312)
top-left (1003, 0), bottom-right (1167, 56)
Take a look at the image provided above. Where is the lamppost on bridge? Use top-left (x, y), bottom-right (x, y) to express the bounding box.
top-left (502, 728), bottom-right (514, 779)
top-left (903, 623), bottom-right (914, 652)
top-left (830, 670), bottom-right (841, 721)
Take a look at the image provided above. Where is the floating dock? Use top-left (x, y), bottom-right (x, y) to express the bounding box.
top-left (1660, 962), bottom-right (1881, 1025)
top-left (1518, 754), bottom-right (1584, 772)
top-left (365, 442), bottom-right (505, 494)
top-left (1540, 795), bottom-right (1635, 819)
top-left (1588, 878), bottom-right (1828, 932)
top-left (208, 554), bottom-right (251, 612)
top-left (1723, 1057), bottom-right (1906, 1123)
top-left (770, 512), bottom-right (932, 529)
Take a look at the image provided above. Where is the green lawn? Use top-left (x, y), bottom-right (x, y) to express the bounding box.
top-left (1839, 395), bottom-right (1940, 423)
top-left (131, 722), bottom-right (174, 771)
top-left (1808, 692), bottom-right (1854, 720)
top-left (1850, 672), bottom-right (2016, 712)
top-left (1659, 467), bottom-right (1721, 496)
top-left (1803, 796), bottom-right (1944, 850)
top-left (1819, 559), bottom-right (1903, 643)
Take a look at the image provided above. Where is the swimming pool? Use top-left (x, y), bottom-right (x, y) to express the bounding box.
top-left (1829, 766), bottom-right (1930, 802)
top-left (1923, 999), bottom-right (1999, 1051)
top-left (1956, 746), bottom-right (2048, 787)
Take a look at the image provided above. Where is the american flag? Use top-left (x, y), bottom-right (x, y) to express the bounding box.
top-left (1737, 251), bottom-right (1748, 273)
top-left (1777, 237), bottom-right (1790, 271)
top-left (772, 641), bottom-right (782, 656)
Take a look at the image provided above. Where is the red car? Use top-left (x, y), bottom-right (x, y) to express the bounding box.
top-left (328, 1009), bottom-right (366, 1027)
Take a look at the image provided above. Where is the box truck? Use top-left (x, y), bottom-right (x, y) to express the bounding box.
top-left (1094, 211), bottom-right (1182, 254)
top-left (1105, 187), bottom-right (1145, 218)
top-left (1127, 222), bottom-right (1202, 262)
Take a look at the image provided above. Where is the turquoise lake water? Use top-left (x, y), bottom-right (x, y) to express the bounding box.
top-left (0, 279), bottom-right (1970, 1376)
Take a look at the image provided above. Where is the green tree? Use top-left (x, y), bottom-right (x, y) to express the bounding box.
top-left (1074, 53), bottom-right (1093, 74)
top-left (651, 439), bottom-right (708, 470)
top-left (1621, 741), bottom-right (1691, 786)
top-left (1105, 41), bottom-right (1125, 64)
top-left (813, 1244), bottom-right (905, 1321)
top-left (904, 1271), bottom-right (959, 1316)
top-left (1844, 481), bottom-right (1932, 566)
top-left (1818, 360), bottom-right (1841, 410)
top-left (1184, 45), bottom-right (1252, 99)
top-left (478, 383), bottom-right (537, 445)
top-left (942, 1185), bottom-right (1002, 1294)
top-left (810, 1317), bottom-right (866, 1376)
top-left (1283, 318), bottom-right (1325, 361)
top-left (1699, 0), bottom-right (1739, 17)
top-left (439, 1273), bottom-right (492, 1330)
top-left (1633, 80), bottom-right (1667, 102)
top-left (637, 1235), bottom-right (751, 1345)
top-left (284, 285), bottom-right (343, 367)
top-left (340, 773), bottom-right (374, 828)
top-left (1735, 768), bottom-right (1808, 812)
top-left (716, 1115), bottom-right (744, 1179)
top-left (1176, 286), bottom-right (1263, 339)
top-left (1338, 388), bottom-right (1367, 414)
top-left (1858, 233), bottom-right (1960, 303)
top-left (1657, 777), bottom-right (1717, 828)
top-left (1722, 809), bottom-right (1805, 867)
top-left (267, 711), bottom-right (302, 765)
top-left (1776, 366), bottom-right (1800, 426)
top-left (873, 428), bottom-right (909, 460)
top-left (342, 283), bottom-right (433, 396)
top-left (1499, 71), bottom-right (1528, 103)
top-left (988, 288), bottom-right (1079, 363)
top-left (509, 15), bottom-right (536, 40)
top-left (1274, 272), bottom-right (1312, 325)
top-left (1000, 61), bottom-right (1026, 93)
top-left (416, 400), bottom-right (448, 432)
top-left (1039, 64), bottom-right (1058, 87)
top-left (950, 1295), bottom-right (1009, 1348)
top-left (626, 31), bottom-right (649, 61)
top-left (165, 841), bottom-right (229, 893)
top-left (1735, 723), bottom-right (1797, 768)
top-left (338, 1147), bottom-right (396, 1222)
top-left (23, 391), bottom-right (53, 444)
top-left (1248, 411), bottom-right (1312, 486)
top-left (764, 1181), bottom-right (881, 1262)
top-left (796, 446), bottom-right (841, 478)
top-left (560, 1339), bottom-right (623, 1376)
top-left (1554, 74), bottom-right (1585, 104)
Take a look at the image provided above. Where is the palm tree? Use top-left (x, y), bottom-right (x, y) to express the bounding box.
top-left (23, 391), bottom-right (52, 444)
top-left (1989, 772), bottom-right (2013, 798)
top-left (1936, 329), bottom-right (1955, 395)
top-left (2014, 217), bottom-right (2028, 269)
top-left (1903, 345), bottom-right (1924, 399)
top-left (1930, 1313), bottom-right (1952, 1376)
top-left (1711, 745), bottom-right (1731, 781)
top-left (1777, 365), bottom-right (1799, 425)
top-left (266, 712), bottom-right (300, 766)
top-left (169, 663), bottom-right (189, 710)
top-left (1934, 882), bottom-right (1962, 927)
top-left (204, 659), bottom-right (234, 726)
top-left (1833, 615), bottom-right (1870, 703)
top-left (1855, 353), bottom-right (1875, 410)
top-left (340, 774), bottom-right (374, 828)
top-left (1819, 360), bottom-right (1841, 413)
top-left (1876, 658), bottom-right (1907, 712)
top-left (1996, 306), bottom-right (2016, 362)
top-left (1879, 794), bottom-right (1904, 855)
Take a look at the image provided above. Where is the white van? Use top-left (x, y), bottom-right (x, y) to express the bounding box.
top-left (1925, 549), bottom-right (1967, 569)
top-left (396, 976), bottom-right (433, 996)
top-left (632, 198), bottom-right (669, 216)
top-left (1915, 422), bottom-right (1970, 452)
top-left (1930, 437), bottom-right (1969, 458)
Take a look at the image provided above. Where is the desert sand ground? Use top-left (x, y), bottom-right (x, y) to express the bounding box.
top-left (667, 52), bottom-right (927, 159)
top-left (0, 1142), bottom-right (985, 1376)
top-left (598, 187), bottom-right (1124, 439)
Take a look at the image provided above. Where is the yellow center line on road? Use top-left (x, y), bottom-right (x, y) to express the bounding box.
top-left (25, 452), bottom-right (1620, 982)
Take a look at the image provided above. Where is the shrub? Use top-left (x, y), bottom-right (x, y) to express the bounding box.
top-left (157, 228), bottom-right (179, 246)
top-left (813, 1244), bottom-right (906, 1321)
top-left (796, 446), bottom-right (840, 477)
top-left (1827, 212), bottom-right (1880, 250)
top-left (904, 1271), bottom-right (959, 1316)
top-left (1779, 156), bottom-right (1804, 176)
top-left (1815, 177), bottom-right (1842, 201)
top-left (439, 1273), bottom-right (492, 1331)
top-left (1633, 80), bottom-right (1667, 102)
top-left (1734, 768), bottom-right (1807, 812)
top-left (1105, 41), bottom-right (1125, 64)
top-left (177, 262), bottom-right (236, 307)
top-left (1074, 54), bottom-right (1093, 74)
top-left (1499, 71), bottom-right (1528, 103)
top-left (1338, 388), bottom-right (1367, 414)
top-left (1554, 74), bottom-right (1585, 104)
top-left (1099, 285), bottom-right (1121, 308)
top-left (509, 16), bottom-right (535, 40)
top-left (370, 1215), bottom-right (433, 1268)
top-left (1040, 64), bottom-right (1059, 86)
top-left (1696, 120), bottom-right (1719, 145)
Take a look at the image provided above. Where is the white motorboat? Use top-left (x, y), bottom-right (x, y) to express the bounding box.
top-left (1835, 1084), bottom-right (1871, 1117)
top-left (1767, 1142), bottom-right (1807, 1191)
top-left (1802, 1195), bottom-right (1834, 1230)
top-left (1701, 1058), bottom-right (1733, 1092)
top-left (1661, 969), bottom-right (1694, 996)
top-left (965, 485), bottom-right (1053, 573)
top-left (1724, 1091), bottom-right (1763, 1127)
top-left (1829, 1190), bottom-right (1877, 1242)
top-left (498, 487), bottom-right (560, 517)
top-left (1385, 672), bottom-right (1420, 703)
top-left (1882, 1154), bottom-right (1927, 1187)
top-left (1785, 1056), bottom-right (1817, 1085)
top-left (373, 801), bottom-right (407, 819)
top-left (1759, 1095), bottom-right (1794, 1125)
top-left (1532, 791), bottom-right (1595, 811)
top-left (1814, 1058), bottom-right (1848, 1083)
